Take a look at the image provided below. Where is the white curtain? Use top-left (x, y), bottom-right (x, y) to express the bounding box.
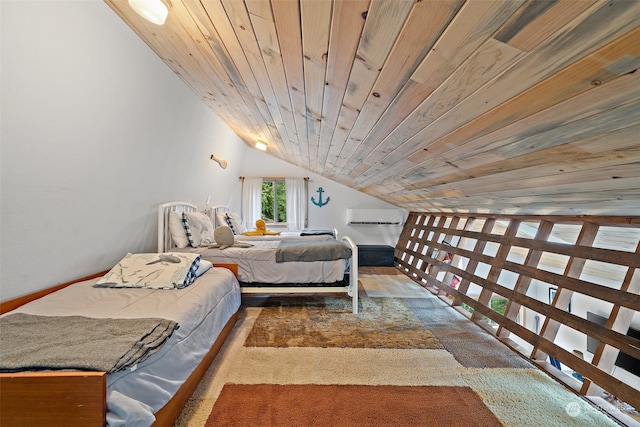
top-left (286, 178), bottom-right (306, 230)
top-left (242, 177), bottom-right (263, 229)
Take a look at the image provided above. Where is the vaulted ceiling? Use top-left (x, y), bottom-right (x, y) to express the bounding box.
top-left (105, 0), bottom-right (640, 216)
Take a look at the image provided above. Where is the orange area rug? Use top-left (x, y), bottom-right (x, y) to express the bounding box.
top-left (206, 384), bottom-right (502, 427)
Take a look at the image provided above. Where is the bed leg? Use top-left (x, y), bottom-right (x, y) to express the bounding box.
top-left (347, 237), bottom-right (358, 314)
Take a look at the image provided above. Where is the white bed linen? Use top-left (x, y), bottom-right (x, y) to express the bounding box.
top-left (234, 231), bottom-right (332, 242)
top-left (7, 267), bottom-right (241, 427)
top-left (176, 241), bottom-right (346, 283)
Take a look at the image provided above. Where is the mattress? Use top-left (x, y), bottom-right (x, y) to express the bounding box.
top-left (7, 267), bottom-right (241, 427)
top-left (176, 241), bottom-right (346, 284)
top-left (234, 231), bottom-right (333, 241)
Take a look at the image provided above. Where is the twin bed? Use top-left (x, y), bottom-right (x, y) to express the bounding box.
top-left (1, 200), bottom-right (359, 427)
top-left (158, 201), bottom-right (359, 314)
top-left (1, 261), bottom-right (240, 427)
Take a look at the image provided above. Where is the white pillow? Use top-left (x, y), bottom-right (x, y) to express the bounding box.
top-left (224, 212), bottom-right (246, 235)
top-left (195, 260), bottom-right (213, 277)
top-left (182, 212), bottom-right (215, 247)
top-left (168, 211), bottom-right (189, 248)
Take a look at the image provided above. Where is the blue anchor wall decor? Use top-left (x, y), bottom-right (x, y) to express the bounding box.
top-left (311, 187), bottom-right (330, 208)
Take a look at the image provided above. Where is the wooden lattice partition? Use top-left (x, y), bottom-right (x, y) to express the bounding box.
top-left (395, 212), bottom-right (640, 415)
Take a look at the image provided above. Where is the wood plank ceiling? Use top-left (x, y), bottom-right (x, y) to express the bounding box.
top-left (105, 0), bottom-right (640, 216)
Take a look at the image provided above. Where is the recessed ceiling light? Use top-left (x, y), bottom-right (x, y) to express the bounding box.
top-left (129, 0), bottom-right (171, 25)
top-left (255, 141), bottom-right (268, 151)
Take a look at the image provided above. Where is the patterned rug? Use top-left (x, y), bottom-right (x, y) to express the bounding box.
top-left (244, 295), bottom-right (442, 349)
top-left (177, 282), bottom-right (620, 427)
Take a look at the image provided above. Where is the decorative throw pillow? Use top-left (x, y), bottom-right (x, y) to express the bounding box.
top-left (224, 212), bottom-right (246, 235)
top-left (169, 211), bottom-right (190, 248)
top-left (182, 212), bottom-right (215, 247)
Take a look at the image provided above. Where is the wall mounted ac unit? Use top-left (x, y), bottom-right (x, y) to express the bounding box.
top-left (346, 209), bottom-right (404, 225)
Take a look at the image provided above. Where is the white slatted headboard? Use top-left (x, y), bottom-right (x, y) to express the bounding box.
top-left (158, 201), bottom-right (198, 252)
top-left (208, 205), bottom-right (230, 228)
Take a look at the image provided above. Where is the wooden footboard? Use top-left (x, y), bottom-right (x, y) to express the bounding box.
top-left (0, 313), bottom-right (239, 427)
top-left (0, 272), bottom-right (239, 427)
top-left (0, 371), bottom-right (106, 427)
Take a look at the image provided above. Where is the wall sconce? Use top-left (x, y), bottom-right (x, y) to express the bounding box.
top-left (255, 141), bottom-right (268, 151)
top-left (210, 154), bottom-right (228, 169)
top-left (129, 0), bottom-right (172, 25)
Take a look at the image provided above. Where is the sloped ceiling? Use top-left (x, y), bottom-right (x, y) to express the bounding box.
top-left (105, 0), bottom-right (640, 216)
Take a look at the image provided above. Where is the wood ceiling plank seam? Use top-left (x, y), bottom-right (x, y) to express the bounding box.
top-left (353, 19), bottom-right (640, 189)
top-left (419, 22), bottom-right (640, 158)
top-left (399, 192), bottom-right (640, 215)
top-left (488, 100), bottom-right (640, 159)
top-left (246, 4), bottom-right (301, 163)
top-left (397, 1), bottom-right (640, 163)
top-left (222, 0), bottom-right (295, 160)
top-left (246, 1), bottom-right (303, 164)
top-left (412, 171), bottom-right (640, 204)
top-left (407, 128), bottom-right (640, 190)
top-left (195, 0), bottom-right (286, 151)
top-left (344, 0), bottom-right (525, 175)
top-left (328, 0), bottom-right (414, 174)
top-left (396, 101), bottom-right (640, 194)
top-left (336, 0), bottom-right (526, 182)
top-left (332, 0), bottom-right (465, 181)
top-left (318, 0), bottom-right (370, 174)
top-left (300, 0), bottom-right (333, 173)
top-left (497, 0), bottom-right (599, 52)
top-left (348, 36), bottom-right (526, 184)
top-left (407, 70), bottom-right (640, 171)
top-left (393, 188), bottom-right (640, 211)
top-left (492, 0), bottom-right (563, 48)
top-left (400, 176), bottom-right (640, 208)
top-left (272, 0), bottom-right (310, 168)
top-left (200, 0), bottom-right (266, 100)
top-left (159, 10), bottom-right (259, 131)
top-left (403, 96), bottom-right (640, 187)
top-left (166, 3), bottom-right (249, 110)
top-left (391, 184), bottom-right (640, 210)
top-left (217, 0), bottom-right (293, 159)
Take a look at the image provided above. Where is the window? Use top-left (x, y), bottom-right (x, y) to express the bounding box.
top-left (261, 179), bottom-right (287, 223)
top-left (242, 176), bottom-right (307, 229)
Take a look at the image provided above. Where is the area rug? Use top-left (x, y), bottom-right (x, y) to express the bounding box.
top-left (206, 384), bottom-right (502, 427)
top-left (461, 368), bottom-right (620, 427)
top-left (404, 298), bottom-right (533, 369)
top-left (244, 296), bottom-right (442, 349)
top-left (177, 283), bottom-right (620, 427)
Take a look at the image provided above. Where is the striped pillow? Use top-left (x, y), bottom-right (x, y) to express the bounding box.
top-left (182, 212), bottom-right (215, 247)
top-left (224, 212), bottom-right (245, 235)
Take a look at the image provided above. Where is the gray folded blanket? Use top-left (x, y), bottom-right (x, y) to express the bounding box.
top-left (0, 313), bottom-right (178, 374)
top-left (276, 239), bottom-right (352, 263)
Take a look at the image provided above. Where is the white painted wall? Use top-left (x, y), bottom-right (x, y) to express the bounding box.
top-left (235, 149), bottom-right (406, 246)
top-left (1, 0), bottom-right (248, 300)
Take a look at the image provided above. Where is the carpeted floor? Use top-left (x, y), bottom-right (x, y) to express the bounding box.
top-left (174, 271), bottom-right (621, 427)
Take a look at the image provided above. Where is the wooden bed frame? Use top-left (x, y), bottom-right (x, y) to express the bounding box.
top-left (0, 269), bottom-right (239, 427)
top-left (158, 201), bottom-right (360, 314)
